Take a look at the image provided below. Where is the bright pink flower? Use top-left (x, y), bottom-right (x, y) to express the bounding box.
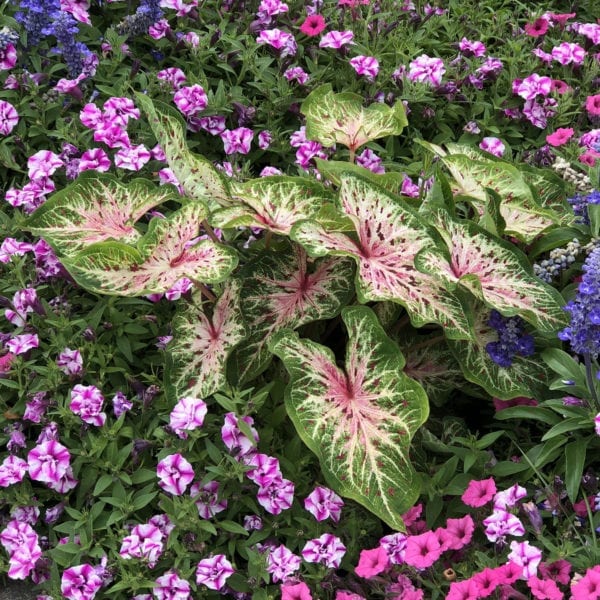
top-left (0, 44), bottom-right (17, 70)
top-left (445, 578), bottom-right (481, 600)
top-left (551, 42), bottom-right (586, 66)
top-left (319, 30), bottom-right (355, 49)
top-left (0, 100), bottom-right (18, 135)
top-left (300, 14), bottom-right (326, 36)
top-left (174, 84), bottom-right (207, 117)
top-left (354, 546), bottom-right (389, 578)
top-left (403, 531), bottom-right (442, 569)
top-left (507, 541), bottom-right (542, 579)
top-left (153, 570), bottom-right (191, 600)
top-left (169, 396), bottom-right (207, 439)
top-left (103, 96), bottom-right (140, 126)
top-left (257, 477), bottom-right (294, 514)
top-left (546, 127), bottom-right (575, 147)
top-left (538, 559), bottom-right (571, 585)
top-left (571, 566), bottom-right (600, 600)
top-left (304, 486), bottom-right (344, 522)
top-left (190, 480), bottom-right (227, 519)
top-left (61, 563), bottom-right (103, 600)
top-left (356, 148), bottom-right (385, 174)
top-left (302, 533), bottom-right (346, 568)
top-left (547, 12), bottom-right (575, 27)
top-left (461, 477), bottom-right (496, 507)
top-left (79, 148), bottom-right (111, 173)
top-left (479, 137), bottom-right (505, 157)
top-left (195, 555), bottom-right (234, 590)
top-left (335, 593), bottom-right (365, 600)
top-left (586, 94), bottom-right (600, 116)
top-left (408, 54), bottom-right (445, 86)
top-left (27, 440), bottom-right (71, 484)
top-left (496, 560), bottom-right (524, 584)
top-left (221, 127), bottom-right (254, 154)
top-left (439, 515), bottom-right (474, 551)
top-left (70, 384), bottom-right (106, 427)
top-left (472, 568), bottom-right (501, 597)
top-left (256, 29), bottom-right (297, 57)
top-left (524, 18), bottom-right (549, 37)
top-left (527, 575), bottom-right (563, 600)
top-left (57, 348), bottom-right (83, 376)
top-left (266, 544), bottom-right (301, 583)
top-left (156, 453), bottom-right (194, 495)
top-left (349, 55), bottom-right (379, 79)
top-left (281, 582), bottom-right (313, 600)
top-left (119, 523), bottom-right (164, 567)
top-left (0, 455), bottom-right (28, 487)
top-left (580, 150), bottom-right (600, 166)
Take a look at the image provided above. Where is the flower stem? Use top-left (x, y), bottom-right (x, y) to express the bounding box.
top-left (584, 353), bottom-right (599, 409)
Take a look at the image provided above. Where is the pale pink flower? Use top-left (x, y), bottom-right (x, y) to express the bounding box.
top-left (174, 84), bottom-right (208, 117)
top-left (257, 477), bottom-right (295, 514)
top-left (0, 520), bottom-right (38, 555)
top-left (93, 123), bottom-right (130, 148)
top-left (190, 480), bottom-right (227, 518)
top-left (284, 66), bottom-right (309, 84)
top-left (156, 453), bottom-right (194, 495)
top-left (169, 396), bottom-right (207, 438)
top-left (258, 0), bottom-right (289, 20)
top-left (0, 238), bottom-right (33, 263)
top-left (221, 412), bottom-right (259, 456)
top-left (7, 538), bottom-right (42, 580)
top-left (27, 440), bottom-right (71, 484)
top-left (114, 144), bottom-right (152, 171)
top-left (243, 515), bottom-right (263, 531)
top-left (61, 564), bottom-right (103, 600)
top-left (0, 100), bottom-right (18, 135)
top-left (0, 455), bottom-right (28, 487)
top-left (507, 541), bottom-right (542, 579)
top-left (112, 391), bottom-right (132, 417)
top-left (153, 570), bottom-right (191, 600)
top-left (458, 37), bottom-right (486, 57)
top-left (301, 533), bottom-right (346, 568)
top-left (479, 137), bottom-right (505, 157)
top-left (220, 127), bottom-right (254, 154)
top-left (195, 555), bottom-right (234, 590)
top-left (483, 509), bottom-right (525, 542)
top-left (27, 150), bottom-right (63, 180)
top-left (160, 0), bottom-right (197, 16)
top-left (319, 30), bottom-right (354, 49)
top-left (379, 532), bottom-right (407, 564)
top-left (513, 73), bottom-right (552, 100)
top-left (61, 0), bottom-right (91, 24)
top-left (595, 413), bottom-right (600, 436)
top-left (494, 484), bottom-right (527, 509)
top-left (103, 96), bottom-right (140, 127)
top-left (245, 453), bottom-right (282, 487)
top-left (0, 44), bottom-right (18, 70)
top-left (256, 29), bottom-right (297, 57)
top-left (57, 348), bottom-right (83, 376)
top-left (157, 67), bottom-right (186, 90)
top-left (79, 148), bottom-right (111, 173)
top-left (551, 42), bottom-right (586, 66)
top-left (266, 544), bottom-right (301, 583)
top-left (182, 31), bottom-right (199, 47)
top-left (356, 148), bottom-right (385, 173)
top-left (304, 486), bottom-right (344, 522)
top-left (6, 333), bottom-right (39, 355)
top-left (70, 384), bottom-right (106, 426)
top-left (258, 130), bottom-right (272, 149)
top-left (119, 523), bottom-right (164, 567)
top-left (574, 23), bottom-right (600, 45)
top-left (349, 55), bottom-right (379, 80)
top-left (165, 277), bottom-right (192, 301)
top-left (408, 54), bottom-right (445, 86)
top-left (149, 19), bottom-right (170, 39)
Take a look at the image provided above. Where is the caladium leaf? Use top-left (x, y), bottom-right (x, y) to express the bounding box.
top-left (414, 210), bottom-right (568, 334)
top-left (302, 84), bottom-right (408, 152)
top-left (63, 203), bottom-right (238, 296)
top-left (228, 241), bottom-right (355, 384)
top-left (167, 279), bottom-right (247, 401)
top-left (135, 93), bottom-right (230, 210)
top-left (447, 303), bottom-right (553, 400)
top-left (291, 174), bottom-right (474, 340)
top-left (25, 173), bottom-right (176, 255)
top-left (210, 177), bottom-right (335, 234)
top-left (270, 305), bottom-right (429, 529)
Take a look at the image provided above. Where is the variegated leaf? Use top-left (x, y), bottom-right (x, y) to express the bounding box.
top-left (135, 93), bottom-right (230, 210)
top-left (63, 203), bottom-right (238, 296)
top-left (302, 84), bottom-right (408, 151)
top-left (414, 210), bottom-right (568, 334)
top-left (25, 173), bottom-right (176, 255)
top-left (211, 177), bottom-right (335, 234)
top-left (270, 305), bottom-right (429, 529)
top-left (397, 332), bottom-right (466, 407)
top-left (447, 303), bottom-right (553, 400)
top-left (228, 241), bottom-right (355, 384)
top-left (167, 279), bottom-right (247, 400)
top-left (291, 174), bottom-right (474, 340)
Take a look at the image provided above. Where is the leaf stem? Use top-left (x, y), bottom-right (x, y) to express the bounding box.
top-left (409, 335), bottom-right (446, 352)
top-left (202, 220), bottom-right (221, 244)
top-left (197, 282), bottom-right (216, 302)
top-left (584, 353), bottom-right (599, 410)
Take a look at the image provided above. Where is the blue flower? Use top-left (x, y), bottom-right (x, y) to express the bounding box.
top-left (486, 309), bottom-right (535, 367)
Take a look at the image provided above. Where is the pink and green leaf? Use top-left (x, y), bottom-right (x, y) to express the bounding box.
top-left (228, 241), bottom-right (355, 384)
top-left (414, 211), bottom-right (568, 334)
top-left (167, 279), bottom-right (247, 400)
top-left (447, 303), bottom-right (553, 400)
top-left (269, 305), bottom-right (429, 529)
top-left (301, 84), bottom-right (408, 151)
top-left (63, 203), bottom-right (238, 296)
top-left (25, 173), bottom-right (176, 255)
top-left (135, 93), bottom-right (231, 210)
top-left (211, 176), bottom-right (335, 234)
top-left (291, 174), bottom-right (474, 340)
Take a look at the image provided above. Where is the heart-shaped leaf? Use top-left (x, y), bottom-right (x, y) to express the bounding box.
top-left (25, 173), bottom-right (177, 255)
top-left (135, 93), bottom-right (230, 210)
top-left (167, 279), bottom-right (247, 400)
top-left (270, 305), bottom-right (429, 529)
top-left (228, 241), bottom-right (355, 384)
top-left (291, 173), bottom-right (474, 340)
top-left (63, 203), bottom-right (238, 295)
top-left (302, 84), bottom-right (408, 152)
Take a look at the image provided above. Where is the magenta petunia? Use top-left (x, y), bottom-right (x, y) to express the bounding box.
top-left (546, 127), bottom-right (574, 147)
top-left (349, 55), bottom-right (379, 79)
top-left (266, 544), bottom-right (301, 583)
top-left (0, 43), bottom-right (17, 70)
top-left (153, 570), bottom-right (191, 600)
top-left (301, 533), bottom-right (346, 569)
top-left (27, 440), bottom-right (71, 484)
top-left (190, 480), bottom-right (227, 519)
top-left (70, 384), bottom-right (106, 427)
top-left (195, 554), bottom-right (234, 590)
top-left (300, 14), bottom-right (326, 37)
top-left (119, 523), bottom-right (164, 567)
top-left (303, 486), bottom-right (344, 523)
top-left (0, 100), bottom-right (19, 135)
top-left (156, 453), bottom-right (194, 495)
top-left (169, 396), bottom-right (207, 439)
top-left (0, 455), bottom-right (28, 487)
top-left (173, 84), bottom-right (207, 117)
top-left (61, 563), bottom-right (104, 600)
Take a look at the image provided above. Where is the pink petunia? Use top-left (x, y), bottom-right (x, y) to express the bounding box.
top-left (0, 44), bottom-right (18, 70)
top-left (408, 54), bottom-right (445, 87)
top-left (586, 94), bottom-right (600, 117)
top-left (281, 582), bottom-right (313, 600)
top-left (0, 455), bottom-right (28, 487)
top-left (538, 559), bottom-right (571, 585)
top-left (300, 14), bottom-right (326, 36)
top-left (472, 567), bottom-right (501, 597)
top-left (195, 554), bottom-right (234, 590)
top-left (571, 566), bottom-right (600, 600)
top-left (156, 453), bottom-right (194, 495)
top-left (403, 531), bottom-right (441, 569)
top-left (524, 17), bottom-right (549, 37)
top-left (70, 384), bottom-right (106, 427)
top-left (354, 546), bottom-right (389, 578)
top-left (169, 396), bottom-right (208, 439)
top-left (0, 100), bottom-right (18, 135)
top-left (527, 575), bottom-right (564, 600)
top-left (445, 578), bottom-right (481, 600)
top-left (461, 477), bottom-right (496, 507)
top-left (546, 127), bottom-right (574, 147)
top-left (438, 515), bottom-right (474, 551)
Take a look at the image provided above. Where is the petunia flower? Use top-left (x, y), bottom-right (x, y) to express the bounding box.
top-left (300, 14), bottom-right (326, 36)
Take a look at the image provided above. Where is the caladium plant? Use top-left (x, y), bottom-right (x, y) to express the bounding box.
top-left (269, 305), bottom-right (429, 530)
top-left (62, 202), bottom-right (238, 296)
top-left (167, 279), bottom-right (247, 401)
top-left (24, 172), bottom-right (178, 255)
top-left (301, 84), bottom-right (408, 157)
